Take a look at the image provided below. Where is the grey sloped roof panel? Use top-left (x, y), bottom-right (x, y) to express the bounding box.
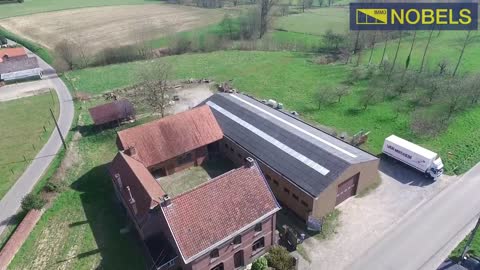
top-left (204, 93), bottom-right (378, 197)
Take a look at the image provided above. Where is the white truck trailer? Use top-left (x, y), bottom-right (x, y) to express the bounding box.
top-left (382, 135), bottom-right (444, 180)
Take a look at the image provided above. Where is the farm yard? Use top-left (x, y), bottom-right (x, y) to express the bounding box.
top-left (2, 0), bottom-right (480, 269)
top-left (0, 4), bottom-right (224, 54)
top-left (64, 50), bottom-right (480, 175)
top-left (0, 92), bottom-right (59, 200)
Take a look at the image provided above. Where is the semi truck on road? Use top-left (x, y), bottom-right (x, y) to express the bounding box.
top-left (382, 135), bottom-right (444, 180)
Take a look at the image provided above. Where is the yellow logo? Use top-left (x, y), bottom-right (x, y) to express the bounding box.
top-left (356, 9), bottom-right (388, 25)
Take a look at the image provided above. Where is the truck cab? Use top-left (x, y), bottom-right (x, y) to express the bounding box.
top-left (428, 158), bottom-right (444, 180)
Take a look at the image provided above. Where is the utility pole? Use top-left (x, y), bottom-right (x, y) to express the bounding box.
top-left (50, 108), bottom-right (67, 150)
top-left (461, 216), bottom-right (480, 259)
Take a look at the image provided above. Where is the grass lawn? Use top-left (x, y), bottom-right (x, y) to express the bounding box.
top-left (450, 228), bottom-right (480, 260)
top-left (0, 0), bottom-right (158, 19)
top-left (363, 30), bottom-right (480, 74)
top-left (275, 7), bottom-right (349, 35)
top-left (65, 50), bottom-right (480, 174)
top-left (8, 98), bottom-right (154, 270)
top-left (157, 158), bottom-right (235, 197)
top-left (0, 92), bottom-right (58, 200)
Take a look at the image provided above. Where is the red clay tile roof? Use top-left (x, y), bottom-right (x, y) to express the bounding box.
top-left (109, 152), bottom-right (165, 220)
top-left (0, 48), bottom-right (27, 63)
top-left (117, 105), bottom-right (223, 168)
top-left (88, 100), bottom-right (135, 126)
top-left (161, 162), bottom-right (280, 263)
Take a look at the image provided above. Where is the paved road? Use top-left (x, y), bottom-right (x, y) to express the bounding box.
top-left (349, 163), bottom-right (480, 270)
top-left (0, 46), bottom-right (74, 236)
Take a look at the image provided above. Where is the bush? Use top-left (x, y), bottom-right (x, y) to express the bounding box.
top-left (266, 246), bottom-right (295, 270)
top-left (21, 193), bottom-right (46, 212)
top-left (93, 45), bottom-right (146, 66)
top-left (252, 256), bottom-right (268, 270)
top-left (44, 181), bottom-right (62, 193)
top-left (0, 35), bottom-right (7, 45)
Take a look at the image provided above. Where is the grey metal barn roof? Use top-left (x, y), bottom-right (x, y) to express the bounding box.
top-left (204, 93), bottom-right (377, 197)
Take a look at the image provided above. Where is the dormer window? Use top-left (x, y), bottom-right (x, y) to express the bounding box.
top-left (210, 248), bottom-right (219, 259)
top-left (233, 235), bottom-right (242, 245)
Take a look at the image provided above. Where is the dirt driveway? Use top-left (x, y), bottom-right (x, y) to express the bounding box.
top-left (168, 83), bottom-right (213, 114)
top-left (0, 4), bottom-right (223, 54)
top-left (297, 159), bottom-right (458, 270)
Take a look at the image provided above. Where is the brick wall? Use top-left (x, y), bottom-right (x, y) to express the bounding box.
top-left (0, 210), bottom-right (43, 270)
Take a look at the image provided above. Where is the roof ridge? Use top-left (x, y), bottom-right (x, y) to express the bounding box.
top-left (118, 105), bottom-right (209, 136)
top-left (118, 152), bottom-right (164, 203)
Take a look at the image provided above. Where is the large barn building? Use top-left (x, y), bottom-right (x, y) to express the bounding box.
top-left (204, 93), bottom-right (379, 222)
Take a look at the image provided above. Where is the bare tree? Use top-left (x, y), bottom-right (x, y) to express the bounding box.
top-left (138, 61), bottom-right (172, 117)
top-left (419, 28), bottom-right (434, 73)
top-left (259, 0), bottom-right (277, 38)
top-left (441, 77), bottom-right (469, 120)
top-left (453, 30), bottom-right (474, 77)
top-left (301, 0), bottom-right (313, 12)
top-left (404, 30), bottom-right (417, 73)
top-left (367, 31), bottom-right (377, 65)
top-left (389, 31), bottom-right (402, 76)
top-left (335, 85), bottom-right (350, 102)
top-left (379, 32), bottom-right (389, 67)
top-left (317, 87), bottom-right (336, 109)
top-left (437, 59), bottom-right (449, 75)
top-left (55, 39), bottom-right (78, 70)
top-left (359, 87), bottom-right (379, 110)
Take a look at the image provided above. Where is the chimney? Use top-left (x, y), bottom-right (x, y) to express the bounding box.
top-left (245, 157), bottom-right (255, 168)
top-left (126, 146), bottom-right (137, 156)
top-left (162, 194), bottom-right (172, 207)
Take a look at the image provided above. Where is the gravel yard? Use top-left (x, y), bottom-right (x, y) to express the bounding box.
top-left (296, 158), bottom-right (458, 270)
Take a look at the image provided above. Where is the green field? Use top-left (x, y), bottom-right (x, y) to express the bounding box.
top-left (364, 30), bottom-right (480, 74)
top-left (8, 99), bottom-right (152, 270)
top-left (0, 92), bottom-right (59, 200)
top-left (0, 0), bottom-right (157, 19)
top-left (65, 50), bottom-right (480, 174)
top-left (275, 7), bottom-right (349, 35)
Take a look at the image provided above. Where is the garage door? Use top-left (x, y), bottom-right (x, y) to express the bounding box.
top-left (336, 174), bottom-right (359, 205)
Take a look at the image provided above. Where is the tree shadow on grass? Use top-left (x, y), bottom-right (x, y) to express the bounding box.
top-left (69, 164), bottom-right (147, 270)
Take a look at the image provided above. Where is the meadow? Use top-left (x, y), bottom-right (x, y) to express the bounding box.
top-left (8, 99), bottom-right (153, 270)
top-left (65, 50), bottom-right (480, 174)
top-left (0, 92), bottom-right (58, 200)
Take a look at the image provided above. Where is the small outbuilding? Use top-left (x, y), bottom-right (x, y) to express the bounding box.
top-left (0, 57), bottom-right (42, 82)
top-left (0, 47), bottom-right (27, 63)
top-left (88, 100), bottom-right (135, 127)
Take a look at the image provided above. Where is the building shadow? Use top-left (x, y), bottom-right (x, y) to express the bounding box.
top-left (379, 155), bottom-right (434, 187)
top-left (201, 157), bottom-right (237, 178)
top-left (69, 164), bottom-right (148, 269)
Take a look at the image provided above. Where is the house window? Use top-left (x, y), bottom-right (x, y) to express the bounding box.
top-left (292, 194), bottom-right (299, 201)
top-left (210, 248), bottom-right (219, 259)
top-left (230, 147), bottom-right (234, 152)
top-left (211, 263), bottom-right (224, 270)
top-left (284, 188), bottom-right (290, 194)
top-left (252, 237), bottom-right (265, 252)
top-left (301, 200), bottom-right (308, 207)
top-left (177, 153), bottom-right (193, 165)
top-left (225, 143), bottom-right (228, 148)
top-left (273, 180), bottom-right (279, 186)
top-left (233, 235), bottom-right (242, 245)
top-left (254, 223), bottom-right (262, 232)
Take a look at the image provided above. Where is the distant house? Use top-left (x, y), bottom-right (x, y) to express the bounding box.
top-left (0, 47), bottom-right (27, 63)
top-left (0, 56), bottom-right (42, 82)
top-left (88, 100), bottom-right (135, 127)
top-left (109, 152), bottom-right (280, 270)
top-left (116, 105), bottom-right (224, 177)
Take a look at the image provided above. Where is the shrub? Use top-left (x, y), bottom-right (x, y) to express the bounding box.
top-left (266, 246), bottom-right (295, 270)
top-left (44, 181), bottom-right (62, 193)
top-left (252, 256), bottom-right (268, 270)
top-left (21, 193), bottom-right (46, 212)
top-left (0, 35), bottom-right (7, 45)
